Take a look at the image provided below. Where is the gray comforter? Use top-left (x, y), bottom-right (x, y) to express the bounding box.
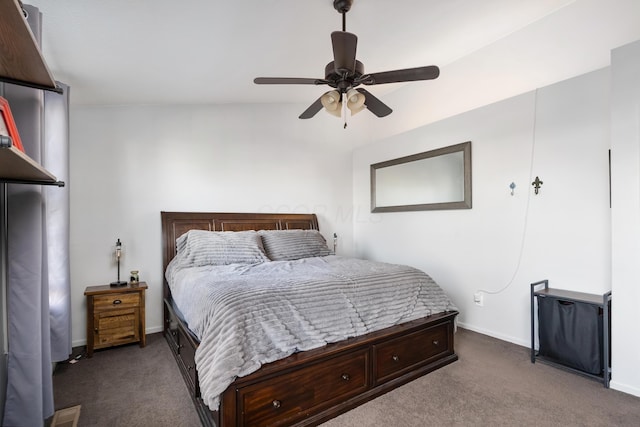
top-left (165, 255), bottom-right (457, 410)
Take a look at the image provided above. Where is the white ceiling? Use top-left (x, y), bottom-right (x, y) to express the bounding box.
top-left (25, 0), bottom-right (640, 123)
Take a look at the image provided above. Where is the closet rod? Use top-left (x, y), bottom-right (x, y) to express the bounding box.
top-left (0, 179), bottom-right (64, 187)
top-left (0, 77), bottom-right (63, 94)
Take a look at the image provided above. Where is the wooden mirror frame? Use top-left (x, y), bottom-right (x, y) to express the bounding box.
top-left (370, 141), bottom-right (472, 212)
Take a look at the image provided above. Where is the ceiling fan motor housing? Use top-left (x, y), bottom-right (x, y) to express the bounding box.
top-left (325, 60), bottom-right (364, 91)
top-left (333, 0), bottom-right (353, 14)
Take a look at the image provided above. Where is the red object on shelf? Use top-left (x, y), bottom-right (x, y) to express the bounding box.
top-left (0, 97), bottom-right (25, 153)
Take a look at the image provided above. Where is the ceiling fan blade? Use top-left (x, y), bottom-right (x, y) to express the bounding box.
top-left (299, 97), bottom-right (324, 119)
top-left (331, 31), bottom-right (358, 74)
top-left (356, 88), bottom-right (392, 117)
top-left (254, 77), bottom-right (325, 85)
top-left (359, 65), bottom-right (440, 85)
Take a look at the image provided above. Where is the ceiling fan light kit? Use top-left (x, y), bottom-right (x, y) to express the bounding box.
top-left (346, 89), bottom-right (365, 115)
top-left (253, 0), bottom-right (440, 125)
top-left (321, 91), bottom-right (342, 117)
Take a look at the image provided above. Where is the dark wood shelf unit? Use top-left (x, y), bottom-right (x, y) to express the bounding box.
top-left (0, 0), bottom-right (65, 187)
top-left (0, 136), bottom-right (64, 186)
top-left (0, 0), bottom-right (61, 93)
top-left (530, 279), bottom-right (611, 387)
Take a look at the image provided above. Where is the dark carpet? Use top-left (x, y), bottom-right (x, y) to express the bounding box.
top-left (52, 329), bottom-right (640, 426)
top-left (52, 333), bottom-right (201, 427)
top-left (323, 328), bottom-right (640, 427)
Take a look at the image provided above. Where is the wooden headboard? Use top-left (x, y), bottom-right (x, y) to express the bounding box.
top-left (160, 211), bottom-right (319, 274)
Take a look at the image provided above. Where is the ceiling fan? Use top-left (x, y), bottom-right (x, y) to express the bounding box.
top-left (254, 0), bottom-right (440, 122)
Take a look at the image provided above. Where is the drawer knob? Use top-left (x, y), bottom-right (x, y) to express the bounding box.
top-left (113, 299), bottom-right (122, 305)
top-left (341, 373), bottom-right (350, 381)
top-left (433, 340), bottom-right (439, 346)
top-left (272, 400), bottom-right (281, 409)
top-left (392, 355), bottom-right (400, 362)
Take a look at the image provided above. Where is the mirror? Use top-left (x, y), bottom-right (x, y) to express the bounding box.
top-left (371, 141), bottom-right (472, 212)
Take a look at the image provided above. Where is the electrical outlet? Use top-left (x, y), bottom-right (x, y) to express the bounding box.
top-left (474, 292), bottom-right (483, 306)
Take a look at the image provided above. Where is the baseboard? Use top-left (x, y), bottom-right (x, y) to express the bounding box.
top-left (610, 380), bottom-right (640, 398)
top-left (457, 321), bottom-right (529, 348)
top-left (146, 325), bottom-right (164, 334)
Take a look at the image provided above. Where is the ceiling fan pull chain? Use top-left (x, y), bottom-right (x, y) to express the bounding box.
top-left (342, 93), bottom-right (348, 129)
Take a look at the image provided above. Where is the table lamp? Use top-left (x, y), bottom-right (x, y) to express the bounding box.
top-left (110, 238), bottom-right (127, 287)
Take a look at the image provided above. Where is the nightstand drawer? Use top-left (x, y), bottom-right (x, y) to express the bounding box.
top-left (93, 292), bottom-right (140, 310)
top-left (96, 308), bottom-right (137, 331)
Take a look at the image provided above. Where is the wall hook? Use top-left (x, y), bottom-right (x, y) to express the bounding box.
top-left (532, 176), bottom-right (543, 194)
top-left (509, 182), bottom-right (516, 196)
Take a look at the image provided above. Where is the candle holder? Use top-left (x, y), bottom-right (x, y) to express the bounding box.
top-left (130, 270), bottom-right (139, 285)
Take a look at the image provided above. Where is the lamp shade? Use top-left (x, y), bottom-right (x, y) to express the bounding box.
top-left (321, 90), bottom-right (342, 117)
top-left (346, 89), bottom-right (365, 115)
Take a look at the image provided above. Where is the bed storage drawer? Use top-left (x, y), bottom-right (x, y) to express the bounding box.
top-left (177, 326), bottom-right (198, 393)
top-left (373, 322), bottom-right (450, 384)
top-left (237, 349), bottom-right (369, 427)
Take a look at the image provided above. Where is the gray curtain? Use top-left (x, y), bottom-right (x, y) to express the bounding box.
top-left (44, 85), bottom-right (71, 362)
top-left (1, 5), bottom-right (71, 426)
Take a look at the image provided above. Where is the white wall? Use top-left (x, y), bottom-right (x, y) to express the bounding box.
top-left (69, 103), bottom-right (358, 346)
top-left (345, 0), bottom-right (640, 146)
top-left (610, 39), bottom-right (640, 397)
top-left (353, 68), bottom-right (611, 346)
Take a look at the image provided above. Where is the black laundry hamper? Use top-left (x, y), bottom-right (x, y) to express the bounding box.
top-left (537, 296), bottom-right (604, 375)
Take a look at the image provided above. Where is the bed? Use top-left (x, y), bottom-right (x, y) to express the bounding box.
top-left (161, 211), bottom-right (459, 427)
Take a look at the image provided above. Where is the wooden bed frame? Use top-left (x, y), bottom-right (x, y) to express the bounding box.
top-left (161, 211), bottom-right (458, 427)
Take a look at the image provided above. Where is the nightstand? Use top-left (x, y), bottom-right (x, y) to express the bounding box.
top-left (84, 282), bottom-right (148, 357)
